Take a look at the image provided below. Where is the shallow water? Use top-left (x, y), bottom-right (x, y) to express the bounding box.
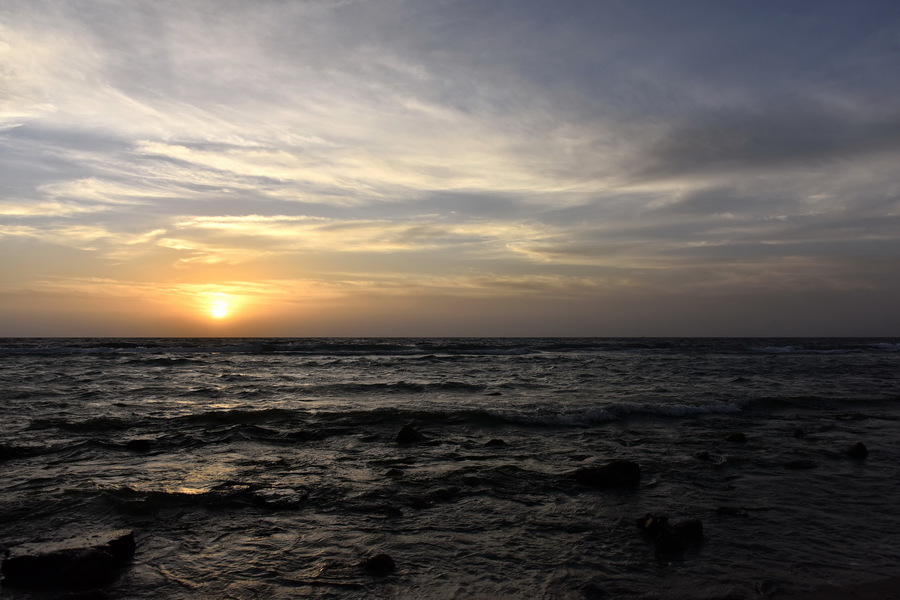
top-left (1, 338), bottom-right (899, 598)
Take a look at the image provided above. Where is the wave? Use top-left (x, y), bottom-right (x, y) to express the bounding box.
top-left (2, 337), bottom-right (897, 358)
top-left (98, 482), bottom-right (310, 512)
top-left (320, 381), bottom-right (487, 394)
top-left (21, 393), bottom-right (896, 446)
top-left (28, 416), bottom-right (136, 433)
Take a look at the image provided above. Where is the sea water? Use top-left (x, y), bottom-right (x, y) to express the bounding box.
top-left (1, 338), bottom-right (898, 599)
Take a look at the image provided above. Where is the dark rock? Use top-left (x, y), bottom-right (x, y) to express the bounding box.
top-left (124, 439), bottom-right (153, 452)
top-left (580, 581), bottom-right (608, 599)
top-left (485, 438), bottom-right (507, 447)
top-left (785, 459), bottom-right (818, 470)
top-left (636, 514), bottom-right (702, 554)
top-left (362, 553), bottom-right (395, 575)
top-left (396, 424), bottom-right (424, 444)
top-left (427, 486), bottom-right (460, 503)
top-left (408, 486), bottom-right (461, 509)
top-left (0, 443), bottom-right (26, 462)
top-left (485, 391), bottom-right (502, 396)
top-left (673, 519), bottom-right (703, 545)
top-left (845, 441), bottom-right (868, 459)
top-left (724, 432), bottom-right (747, 443)
top-left (793, 428), bottom-right (807, 438)
top-left (635, 513), bottom-right (670, 538)
top-left (57, 591), bottom-right (111, 600)
top-left (409, 496), bottom-right (432, 509)
top-left (2, 530), bottom-right (135, 589)
top-left (572, 460), bottom-right (641, 489)
top-left (652, 531), bottom-right (685, 554)
top-left (385, 468), bottom-right (404, 477)
top-left (755, 579), bottom-right (780, 598)
top-left (694, 450), bottom-right (711, 461)
top-left (286, 429), bottom-right (325, 442)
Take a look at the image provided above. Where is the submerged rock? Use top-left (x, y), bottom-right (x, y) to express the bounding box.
top-left (845, 441), bottom-right (868, 459)
top-left (673, 519), bottom-right (704, 545)
top-left (396, 424), bottom-right (424, 444)
top-left (724, 432), bottom-right (747, 443)
top-left (2, 529), bottom-right (135, 589)
top-left (362, 553), bottom-right (396, 575)
top-left (573, 460), bottom-right (641, 488)
top-left (485, 438), bottom-right (507, 447)
top-left (635, 513), bottom-right (670, 538)
top-left (0, 443), bottom-right (26, 462)
top-left (694, 450), bottom-right (711, 461)
top-left (124, 439), bottom-right (154, 452)
top-left (635, 513), bottom-right (703, 555)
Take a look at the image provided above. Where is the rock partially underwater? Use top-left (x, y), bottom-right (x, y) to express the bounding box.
top-left (572, 460), bottom-right (641, 488)
top-left (2, 529), bottom-right (135, 589)
top-left (636, 513), bottom-right (704, 555)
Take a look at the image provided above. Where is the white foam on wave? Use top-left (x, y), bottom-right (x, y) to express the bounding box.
top-left (871, 342), bottom-right (900, 352)
top-left (751, 345), bottom-right (799, 354)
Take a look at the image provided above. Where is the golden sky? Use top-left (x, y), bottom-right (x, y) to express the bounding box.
top-left (1, 0), bottom-right (899, 336)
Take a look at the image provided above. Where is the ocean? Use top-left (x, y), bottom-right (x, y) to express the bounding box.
top-left (1, 337), bottom-right (898, 599)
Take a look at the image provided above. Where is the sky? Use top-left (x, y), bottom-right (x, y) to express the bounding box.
top-left (1, 0), bottom-right (899, 337)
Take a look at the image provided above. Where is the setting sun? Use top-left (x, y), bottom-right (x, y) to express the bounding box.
top-left (207, 293), bottom-right (231, 319)
top-left (209, 303), bottom-right (229, 319)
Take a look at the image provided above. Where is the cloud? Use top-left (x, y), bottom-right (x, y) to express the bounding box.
top-left (172, 214), bottom-right (553, 257)
top-left (632, 103), bottom-right (900, 182)
top-left (1, 0), bottom-right (899, 334)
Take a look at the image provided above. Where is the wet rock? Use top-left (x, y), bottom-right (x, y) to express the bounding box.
top-left (580, 581), bottom-right (609, 599)
top-left (672, 519), bottom-right (704, 545)
top-left (2, 530), bottom-right (135, 589)
top-left (635, 513), bottom-right (670, 538)
top-left (124, 439), bottom-right (153, 452)
top-left (396, 424), bottom-right (424, 444)
top-left (286, 429), bottom-right (330, 442)
top-left (755, 579), bottom-right (780, 598)
top-left (485, 438), bottom-right (507, 447)
top-left (0, 443), bottom-right (26, 462)
top-left (635, 513), bottom-right (702, 555)
top-left (694, 450), bottom-right (711, 461)
top-left (409, 496), bottom-right (433, 509)
top-left (408, 486), bottom-right (461, 509)
top-left (362, 553), bottom-right (396, 575)
top-left (793, 428), bottom-right (807, 438)
top-left (845, 441), bottom-right (868, 459)
top-left (724, 432), bottom-right (747, 443)
top-left (652, 531), bottom-right (685, 554)
top-left (572, 460), bottom-right (641, 488)
top-left (56, 591), bottom-right (111, 600)
top-left (383, 505), bottom-right (403, 519)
